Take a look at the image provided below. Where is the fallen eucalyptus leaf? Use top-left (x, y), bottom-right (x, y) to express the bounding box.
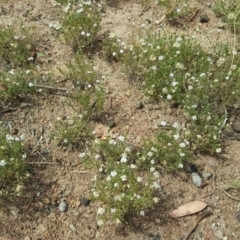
top-left (169, 200), bottom-right (207, 218)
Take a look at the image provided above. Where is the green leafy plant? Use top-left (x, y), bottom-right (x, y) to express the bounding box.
top-left (122, 31), bottom-right (240, 154)
top-left (0, 69), bottom-right (40, 103)
top-left (0, 128), bottom-right (28, 201)
top-left (0, 25), bottom-right (36, 69)
top-left (85, 136), bottom-right (161, 225)
top-left (61, 1), bottom-right (102, 52)
top-left (214, 0), bottom-right (240, 32)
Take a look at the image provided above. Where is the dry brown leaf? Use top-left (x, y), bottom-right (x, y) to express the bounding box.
top-left (169, 200), bottom-right (207, 218)
top-left (93, 124), bottom-right (110, 139)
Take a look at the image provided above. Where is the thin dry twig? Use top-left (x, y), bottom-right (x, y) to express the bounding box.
top-left (182, 211), bottom-right (213, 240)
top-left (215, 187), bottom-right (240, 201)
top-left (32, 83), bottom-right (68, 92)
top-left (25, 162), bottom-right (58, 164)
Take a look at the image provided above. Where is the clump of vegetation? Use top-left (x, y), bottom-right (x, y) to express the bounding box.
top-left (54, 52), bottom-right (104, 148)
top-left (121, 31), bottom-right (240, 154)
top-left (0, 25), bottom-right (36, 69)
top-left (214, 0), bottom-right (240, 32)
top-left (0, 127), bottom-right (29, 201)
top-left (85, 136), bottom-right (161, 225)
top-left (60, 1), bottom-right (102, 52)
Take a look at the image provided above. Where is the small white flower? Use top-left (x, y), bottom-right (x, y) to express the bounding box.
top-left (0, 159), bottom-right (6, 166)
top-left (173, 133), bottom-right (180, 140)
top-left (153, 197), bottom-right (159, 203)
top-left (112, 52), bottom-right (117, 56)
top-left (150, 167), bottom-right (155, 172)
top-left (152, 66), bottom-right (157, 70)
top-left (95, 154), bottom-right (101, 160)
top-left (14, 35), bottom-right (19, 40)
top-left (125, 147), bottom-right (131, 152)
top-left (121, 175), bottom-right (127, 181)
top-left (167, 94), bottom-right (172, 100)
top-left (178, 163), bottom-right (183, 168)
top-left (179, 152), bottom-right (185, 157)
top-left (77, 8), bottom-right (83, 13)
top-left (192, 115), bottom-right (197, 121)
top-left (120, 153), bottom-right (128, 163)
top-left (79, 152), bottom-right (86, 158)
top-left (169, 73), bottom-right (174, 78)
top-left (160, 120), bottom-right (167, 126)
top-left (137, 176), bottom-right (142, 182)
top-left (106, 176), bottom-right (111, 181)
top-left (152, 181), bottom-right (160, 189)
top-left (9, 69), bottom-right (15, 75)
top-left (216, 148), bottom-right (222, 153)
top-left (116, 218), bottom-right (121, 224)
top-left (151, 159), bottom-right (155, 164)
top-left (158, 55), bottom-right (164, 61)
top-left (110, 170), bottom-right (117, 177)
top-left (140, 210), bottom-right (145, 216)
top-left (97, 207), bottom-right (105, 215)
top-left (28, 82), bottom-right (34, 87)
top-left (130, 164), bottom-right (137, 169)
top-left (111, 208), bottom-right (116, 214)
top-left (118, 136), bottom-right (125, 142)
top-left (147, 151), bottom-right (153, 157)
top-left (86, 32), bottom-right (90, 37)
top-left (22, 154), bottom-right (27, 159)
top-left (119, 49), bottom-right (124, 54)
top-left (109, 139), bottom-right (117, 145)
top-left (28, 57), bottom-right (34, 62)
top-left (114, 182), bottom-right (119, 187)
top-left (179, 142), bottom-right (186, 148)
top-left (93, 191), bottom-right (99, 197)
top-left (99, 167), bottom-right (103, 172)
top-left (153, 171), bottom-right (160, 178)
top-left (97, 220), bottom-right (104, 226)
top-left (81, 31), bottom-right (86, 36)
top-left (25, 70), bottom-right (31, 74)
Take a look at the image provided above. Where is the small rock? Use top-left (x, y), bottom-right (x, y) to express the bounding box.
top-left (232, 118), bottom-right (240, 133)
top-left (24, 236), bottom-right (32, 240)
top-left (236, 212), bottom-right (240, 222)
top-left (135, 101), bottom-right (144, 109)
top-left (81, 197), bottom-right (90, 206)
top-left (202, 172), bottom-right (212, 179)
top-left (215, 229), bottom-right (223, 239)
top-left (10, 128), bottom-right (18, 135)
top-left (9, 206), bottom-right (19, 215)
top-left (59, 201), bottom-right (68, 212)
top-left (191, 172), bottom-right (202, 187)
top-left (184, 164), bottom-right (198, 173)
top-left (200, 14), bottom-right (209, 23)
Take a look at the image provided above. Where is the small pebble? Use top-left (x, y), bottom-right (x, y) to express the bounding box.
top-left (232, 118), bottom-right (240, 133)
top-left (59, 201), bottom-right (68, 212)
top-left (200, 14), bottom-right (209, 23)
top-left (184, 164), bottom-right (198, 173)
top-left (135, 101), bottom-right (144, 109)
top-left (81, 197), bottom-right (90, 206)
top-left (192, 172), bottom-right (202, 187)
top-left (236, 212), bottom-right (240, 222)
top-left (202, 172), bottom-right (212, 179)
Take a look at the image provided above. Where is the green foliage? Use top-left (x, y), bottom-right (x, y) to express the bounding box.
top-left (86, 137), bottom-right (160, 225)
top-left (61, 1), bottom-right (102, 51)
top-left (0, 128), bottom-right (28, 200)
top-left (122, 31), bottom-right (240, 153)
top-left (0, 69), bottom-right (39, 102)
top-left (214, 0), bottom-right (240, 32)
